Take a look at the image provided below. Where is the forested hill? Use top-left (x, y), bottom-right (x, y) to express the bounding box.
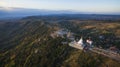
top-left (0, 16), bottom-right (120, 67)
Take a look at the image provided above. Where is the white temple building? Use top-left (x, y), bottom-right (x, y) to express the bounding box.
top-left (69, 37), bottom-right (85, 50)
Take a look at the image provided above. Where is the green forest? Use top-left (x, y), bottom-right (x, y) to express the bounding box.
top-left (0, 16), bottom-right (120, 67)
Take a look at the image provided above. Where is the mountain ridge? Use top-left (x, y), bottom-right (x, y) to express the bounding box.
top-left (0, 7), bottom-right (120, 20)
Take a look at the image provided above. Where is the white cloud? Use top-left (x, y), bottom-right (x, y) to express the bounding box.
top-left (0, 1), bottom-right (7, 7)
top-left (0, 1), bottom-right (13, 11)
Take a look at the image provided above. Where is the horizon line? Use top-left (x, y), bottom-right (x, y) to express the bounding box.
top-left (0, 6), bottom-right (120, 15)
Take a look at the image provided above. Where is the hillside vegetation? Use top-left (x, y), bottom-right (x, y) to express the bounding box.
top-left (0, 16), bottom-right (120, 67)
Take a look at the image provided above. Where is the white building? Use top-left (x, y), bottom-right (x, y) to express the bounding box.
top-left (86, 39), bottom-right (93, 46)
top-left (69, 37), bottom-right (85, 50)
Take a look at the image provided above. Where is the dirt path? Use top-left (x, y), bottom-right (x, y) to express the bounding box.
top-left (90, 47), bottom-right (120, 63)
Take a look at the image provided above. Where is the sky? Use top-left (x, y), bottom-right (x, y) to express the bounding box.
top-left (0, 0), bottom-right (120, 14)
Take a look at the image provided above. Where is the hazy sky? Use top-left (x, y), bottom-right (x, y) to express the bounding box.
top-left (0, 0), bottom-right (120, 14)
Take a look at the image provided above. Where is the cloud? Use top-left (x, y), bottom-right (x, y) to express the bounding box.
top-left (0, 1), bottom-right (7, 7)
top-left (0, 1), bottom-right (13, 11)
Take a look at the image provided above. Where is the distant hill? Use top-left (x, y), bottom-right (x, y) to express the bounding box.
top-left (0, 7), bottom-right (80, 19)
top-left (0, 7), bottom-right (120, 21)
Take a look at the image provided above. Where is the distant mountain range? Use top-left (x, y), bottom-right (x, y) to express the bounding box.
top-left (0, 7), bottom-right (120, 20)
top-left (0, 7), bottom-right (81, 19)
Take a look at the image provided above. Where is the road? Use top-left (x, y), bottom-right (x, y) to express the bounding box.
top-left (69, 43), bottom-right (120, 62)
top-left (90, 47), bottom-right (120, 63)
